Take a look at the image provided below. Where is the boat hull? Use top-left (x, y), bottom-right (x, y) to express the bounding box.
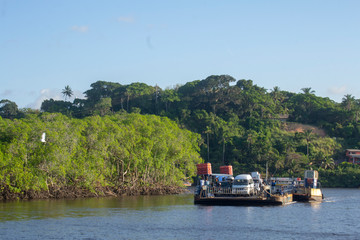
top-left (194, 194), bottom-right (292, 206)
top-left (293, 188), bottom-right (323, 202)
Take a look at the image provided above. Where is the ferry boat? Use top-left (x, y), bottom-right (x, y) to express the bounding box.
top-left (194, 186), bottom-right (293, 206)
top-left (193, 163), bottom-right (293, 206)
top-left (293, 170), bottom-right (324, 202)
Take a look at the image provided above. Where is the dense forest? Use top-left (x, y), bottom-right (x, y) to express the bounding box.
top-left (0, 113), bottom-right (201, 200)
top-left (2, 75), bottom-right (360, 198)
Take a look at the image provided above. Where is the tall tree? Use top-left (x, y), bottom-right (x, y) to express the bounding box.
top-left (161, 88), bottom-right (180, 113)
top-left (0, 99), bottom-right (19, 119)
top-left (297, 129), bottom-right (316, 160)
top-left (124, 83), bottom-right (155, 112)
top-left (62, 85), bottom-right (73, 101)
top-left (270, 86), bottom-right (286, 113)
top-left (342, 94), bottom-right (356, 111)
top-left (83, 81), bottom-right (121, 106)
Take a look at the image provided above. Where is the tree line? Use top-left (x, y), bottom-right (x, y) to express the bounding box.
top-left (0, 113), bottom-right (202, 199)
top-left (2, 75), bottom-right (360, 187)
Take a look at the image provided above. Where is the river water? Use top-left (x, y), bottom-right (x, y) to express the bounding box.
top-left (0, 188), bottom-right (359, 240)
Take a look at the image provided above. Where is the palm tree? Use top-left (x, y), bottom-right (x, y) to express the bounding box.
top-left (341, 94), bottom-right (360, 121)
top-left (321, 157), bottom-right (335, 170)
top-left (356, 99), bottom-right (360, 121)
top-left (62, 85), bottom-right (73, 101)
top-left (342, 94), bottom-right (356, 111)
top-left (301, 87), bottom-right (315, 95)
top-left (271, 86), bottom-right (286, 113)
top-left (302, 129), bottom-right (315, 159)
top-left (296, 129), bottom-right (316, 160)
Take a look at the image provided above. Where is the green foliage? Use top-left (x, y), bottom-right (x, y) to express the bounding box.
top-left (0, 113), bottom-right (202, 195)
top-left (11, 74), bottom-right (360, 188)
top-left (319, 163), bottom-right (360, 188)
top-left (93, 98), bottom-right (112, 116)
top-left (0, 99), bottom-right (19, 119)
top-left (40, 99), bottom-right (73, 116)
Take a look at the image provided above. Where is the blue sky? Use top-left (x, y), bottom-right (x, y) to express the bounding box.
top-left (1, 0), bottom-right (360, 109)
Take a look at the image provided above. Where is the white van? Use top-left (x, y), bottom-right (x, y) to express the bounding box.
top-left (251, 172), bottom-right (262, 193)
top-left (232, 174), bottom-right (255, 196)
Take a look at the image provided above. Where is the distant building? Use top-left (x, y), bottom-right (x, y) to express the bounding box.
top-left (346, 149), bottom-right (360, 164)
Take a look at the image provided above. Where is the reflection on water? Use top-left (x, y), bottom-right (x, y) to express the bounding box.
top-left (309, 201), bottom-right (322, 211)
top-left (0, 193), bottom-right (192, 222)
top-left (0, 188), bottom-right (360, 240)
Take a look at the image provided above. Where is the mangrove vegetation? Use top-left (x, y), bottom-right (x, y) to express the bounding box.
top-left (0, 113), bottom-right (201, 200)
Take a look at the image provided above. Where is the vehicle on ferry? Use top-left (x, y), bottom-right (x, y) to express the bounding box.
top-left (232, 174), bottom-right (255, 196)
top-left (251, 172), bottom-right (262, 194)
top-left (269, 177), bottom-right (294, 195)
top-left (194, 163), bottom-right (293, 206)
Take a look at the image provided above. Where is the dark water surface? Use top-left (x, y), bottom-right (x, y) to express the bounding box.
top-left (0, 188), bottom-right (359, 239)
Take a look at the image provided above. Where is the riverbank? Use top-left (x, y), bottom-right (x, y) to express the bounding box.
top-left (0, 184), bottom-right (187, 201)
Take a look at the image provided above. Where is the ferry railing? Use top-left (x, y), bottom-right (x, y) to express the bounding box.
top-left (212, 186), bottom-right (233, 195)
top-left (197, 184), bottom-right (294, 199)
top-left (197, 186), bottom-right (265, 198)
top-left (197, 186), bottom-right (232, 198)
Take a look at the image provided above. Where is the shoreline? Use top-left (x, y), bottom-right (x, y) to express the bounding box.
top-left (0, 184), bottom-right (188, 201)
